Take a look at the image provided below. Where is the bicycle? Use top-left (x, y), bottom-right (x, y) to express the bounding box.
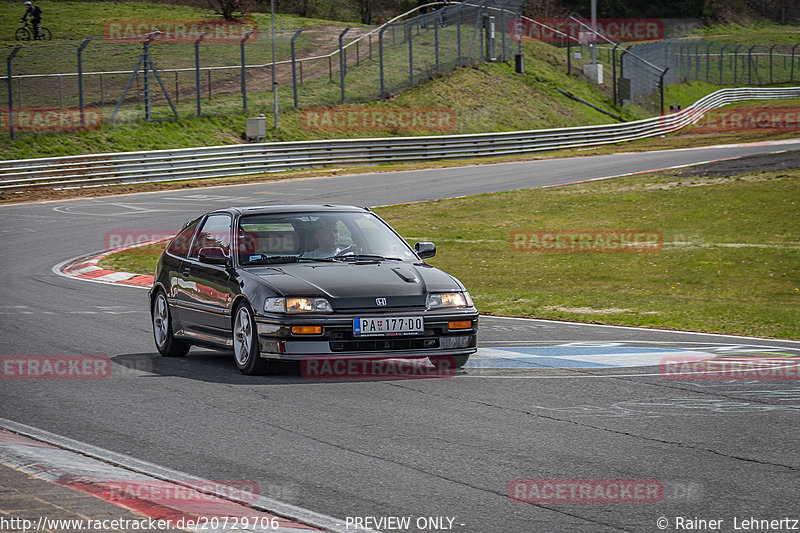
top-left (16, 21), bottom-right (51, 41)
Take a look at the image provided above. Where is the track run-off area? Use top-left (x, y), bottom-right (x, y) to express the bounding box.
top-left (1, 140), bottom-right (799, 532)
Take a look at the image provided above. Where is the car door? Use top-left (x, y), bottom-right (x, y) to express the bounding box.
top-left (176, 213), bottom-right (238, 344)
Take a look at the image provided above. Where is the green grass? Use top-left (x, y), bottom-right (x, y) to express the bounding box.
top-left (99, 167), bottom-right (800, 340)
top-left (689, 22), bottom-right (800, 45)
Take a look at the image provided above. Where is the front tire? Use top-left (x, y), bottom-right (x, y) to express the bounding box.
top-left (233, 302), bottom-right (273, 375)
top-left (15, 27), bottom-right (31, 41)
top-left (152, 291), bottom-right (190, 357)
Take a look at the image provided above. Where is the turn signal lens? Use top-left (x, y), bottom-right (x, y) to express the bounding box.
top-left (448, 320), bottom-right (473, 330)
top-left (291, 325), bottom-right (323, 335)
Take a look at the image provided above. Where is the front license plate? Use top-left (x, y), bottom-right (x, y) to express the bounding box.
top-left (353, 316), bottom-right (424, 336)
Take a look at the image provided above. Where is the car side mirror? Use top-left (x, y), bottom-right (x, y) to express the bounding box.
top-left (414, 242), bottom-right (436, 259)
top-left (198, 247), bottom-right (230, 266)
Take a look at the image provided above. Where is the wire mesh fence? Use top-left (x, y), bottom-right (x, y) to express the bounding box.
top-left (623, 39), bottom-right (800, 108)
top-left (1, 1), bottom-right (525, 135)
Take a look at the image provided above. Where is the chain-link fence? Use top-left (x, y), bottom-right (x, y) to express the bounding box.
top-left (623, 39), bottom-right (800, 109)
top-left (1, 1), bottom-right (524, 135)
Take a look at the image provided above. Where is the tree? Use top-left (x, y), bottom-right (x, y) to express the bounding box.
top-left (209, 0), bottom-right (254, 20)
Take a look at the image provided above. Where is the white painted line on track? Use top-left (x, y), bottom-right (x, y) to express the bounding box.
top-left (0, 418), bottom-right (374, 533)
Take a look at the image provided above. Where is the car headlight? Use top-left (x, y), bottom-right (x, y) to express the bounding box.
top-left (426, 291), bottom-right (473, 309)
top-left (265, 297), bottom-right (333, 314)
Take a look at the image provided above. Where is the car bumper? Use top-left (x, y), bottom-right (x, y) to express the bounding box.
top-left (253, 309), bottom-right (478, 360)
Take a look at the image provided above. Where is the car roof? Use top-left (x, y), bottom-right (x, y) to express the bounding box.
top-left (216, 205), bottom-right (370, 216)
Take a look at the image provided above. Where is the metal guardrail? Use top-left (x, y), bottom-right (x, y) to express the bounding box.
top-left (1, 86), bottom-right (798, 191)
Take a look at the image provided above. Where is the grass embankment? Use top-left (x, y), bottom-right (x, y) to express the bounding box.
top-left (0, 34), bottom-right (646, 160)
top-left (100, 166), bottom-right (800, 339)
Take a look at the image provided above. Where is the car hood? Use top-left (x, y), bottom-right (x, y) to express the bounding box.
top-left (245, 261), bottom-right (464, 310)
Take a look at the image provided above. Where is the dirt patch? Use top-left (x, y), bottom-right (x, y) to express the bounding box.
top-left (668, 148), bottom-right (800, 177)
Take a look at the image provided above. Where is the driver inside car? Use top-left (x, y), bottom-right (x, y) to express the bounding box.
top-left (303, 218), bottom-right (347, 259)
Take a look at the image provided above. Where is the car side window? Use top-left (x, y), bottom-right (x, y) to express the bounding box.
top-left (189, 214), bottom-right (232, 259)
top-left (166, 219), bottom-right (200, 259)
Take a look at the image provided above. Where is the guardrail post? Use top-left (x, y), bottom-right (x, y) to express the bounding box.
top-left (6, 46), bottom-right (21, 140)
top-left (379, 25), bottom-right (387, 98)
top-left (241, 30), bottom-right (254, 112)
top-left (77, 38), bottom-right (91, 127)
top-left (194, 31), bottom-right (207, 117)
top-left (290, 29), bottom-right (303, 109)
top-left (339, 26), bottom-right (351, 103)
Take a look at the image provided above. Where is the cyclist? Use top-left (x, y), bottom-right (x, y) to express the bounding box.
top-left (20, 1), bottom-right (43, 40)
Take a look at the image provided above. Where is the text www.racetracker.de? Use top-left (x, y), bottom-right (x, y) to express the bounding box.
top-left (0, 516), bottom-right (284, 532)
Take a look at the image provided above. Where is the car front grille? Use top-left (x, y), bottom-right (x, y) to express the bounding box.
top-left (330, 337), bottom-right (439, 352)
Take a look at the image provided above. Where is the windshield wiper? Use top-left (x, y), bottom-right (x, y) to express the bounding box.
top-left (242, 255), bottom-right (308, 265)
top-left (331, 253), bottom-right (403, 262)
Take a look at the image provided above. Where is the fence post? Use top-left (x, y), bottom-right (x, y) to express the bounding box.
top-left (792, 44), bottom-right (799, 81)
top-left (290, 29), bottom-right (303, 108)
top-left (694, 41), bottom-right (701, 79)
top-left (339, 26), bottom-right (351, 103)
top-left (747, 44), bottom-right (757, 85)
top-left (6, 46), bottom-right (21, 140)
top-left (705, 42), bottom-right (712, 82)
top-left (733, 45), bottom-right (741, 84)
top-left (612, 43), bottom-right (620, 105)
top-left (659, 67), bottom-right (669, 116)
top-left (241, 30), bottom-right (254, 112)
top-left (195, 31), bottom-right (207, 117)
top-left (566, 35), bottom-right (571, 75)
top-left (457, 6), bottom-right (462, 67)
top-left (408, 23), bottom-right (414, 88)
top-left (500, 0), bottom-right (510, 62)
top-left (719, 44), bottom-right (727, 84)
top-left (769, 44), bottom-right (776, 83)
top-left (143, 39), bottom-right (151, 120)
top-left (379, 25), bottom-right (387, 98)
top-left (434, 15), bottom-right (440, 74)
top-left (77, 38), bottom-right (91, 127)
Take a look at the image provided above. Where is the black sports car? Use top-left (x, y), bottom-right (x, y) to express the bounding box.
top-left (149, 205), bottom-right (478, 375)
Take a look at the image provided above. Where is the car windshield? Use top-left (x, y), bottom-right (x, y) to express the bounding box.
top-left (236, 211), bottom-right (418, 265)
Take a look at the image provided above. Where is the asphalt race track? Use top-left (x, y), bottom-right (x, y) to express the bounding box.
top-left (1, 142), bottom-right (799, 532)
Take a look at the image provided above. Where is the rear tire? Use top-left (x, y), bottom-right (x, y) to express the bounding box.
top-left (233, 302), bottom-right (274, 375)
top-left (39, 27), bottom-right (52, 40)
top-left (152, 291), bottom-right (190, 357)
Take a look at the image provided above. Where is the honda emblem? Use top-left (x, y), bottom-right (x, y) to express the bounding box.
top-left (376, 298), bottom-right (387, 306)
